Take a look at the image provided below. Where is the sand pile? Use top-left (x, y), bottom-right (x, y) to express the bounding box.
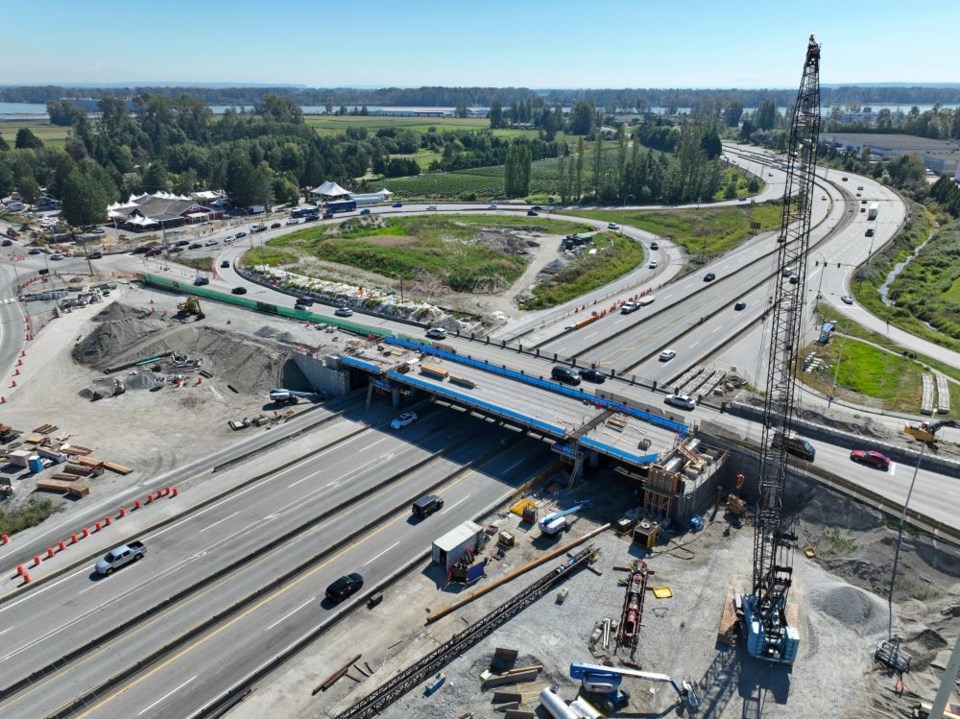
top-left (808, 582), bottom-right (888, 636)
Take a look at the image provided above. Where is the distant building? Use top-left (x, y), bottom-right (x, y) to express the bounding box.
top-left (107, 191), bottom-right (223, 232)
top-left (822, 133), bottom-right (960, 176)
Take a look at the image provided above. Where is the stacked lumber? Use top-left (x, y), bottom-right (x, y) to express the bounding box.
top-left (103, 461), bottom-right (133, 475)
top-left (63, 463), bottom-right (103, 478)
top-left (33, 423), bottom-right (58, 434)
top-left (60, 444), bottom-right (92, 455)
top-left (36, 478), bottom-right (89, 498)
top-left (76, 456), bottom-right (104, 469)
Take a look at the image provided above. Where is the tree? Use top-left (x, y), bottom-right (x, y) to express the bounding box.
top-left (489, 100), bottom-right (505, 129)
top-left (700, 126), bottom-right (722, 159)
top-left (723, 100), bottom-right (744, 128)
top-left (754, 100), bottom-right (778, 131)
top-left (47, 99), bottom-right (85, 127)
top-left (15, 174), bottom-right (41, 203)
top-left (0, 162), bottom-right (13, 198)
top-left (591, 132), bottom-right (604, 198)
top-left (271, 174), bottom-right (300, 206)
top-left (15, 128), bottom-right (43, 149)
top-left (504, 144), bottom-right (531, 198)
top-left (62, 167), bottom-right (113, 227)
top-left (255, 94), bottom-right (304, 124)
top-left (0, 131), bottom-right (8, 151)
top-left (141, 161), bottom-right (170, 192)
top-left (575, 137), bottom-right (585, 200)
top-left (568, 101), bottom-right (594, 135)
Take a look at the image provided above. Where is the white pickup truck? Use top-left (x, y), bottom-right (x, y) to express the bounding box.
top-left (95, 540), bottom-right (147, 576)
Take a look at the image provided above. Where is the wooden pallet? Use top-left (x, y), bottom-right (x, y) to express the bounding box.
top-left (33, 424), bottom-right (58, 435)
top-left (717, 593), bottom-right (739, 646)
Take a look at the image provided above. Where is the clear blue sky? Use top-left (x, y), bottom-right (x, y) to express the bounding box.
top-left (3, 0), bottom-right (957, 88)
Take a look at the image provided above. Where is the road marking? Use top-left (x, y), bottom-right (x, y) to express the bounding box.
top-left (198, 511), bottom-right (239, 534)
top-left (266, 598), bottom-right (313, 630)
top-left (136, 675), bottom-right (197, 716)
top-left (441, 495), bottom-right (471, 514)
top-left (711, 326), bottom-right (721, 333)
top-left (0, 626), bottom-right (12, 636)
top-left (690, 341), bottom-right (700, 348)
top-left (363, 541), bottom-right (400, 567)
top-left (888, 464), bottom-right (896, 476)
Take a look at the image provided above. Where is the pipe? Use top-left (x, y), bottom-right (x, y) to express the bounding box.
top-left (570, 696), bottom-right (607, 719)
top-left (427, 524), bottom-right (609, 624)
top-left (539, 686), bottom-right (580, 719)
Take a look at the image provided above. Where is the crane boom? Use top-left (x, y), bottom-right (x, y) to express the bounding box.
top-left (744, 34), bottom-right (822, 664)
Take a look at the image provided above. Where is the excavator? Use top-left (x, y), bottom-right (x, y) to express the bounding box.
top-left (176, 296), bottom-right (205, 320)
top-left (903, 420), bottom-right (959, 446)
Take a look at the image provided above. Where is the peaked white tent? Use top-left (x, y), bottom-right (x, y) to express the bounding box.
top-left (310, 180), bottom-right (351, 198)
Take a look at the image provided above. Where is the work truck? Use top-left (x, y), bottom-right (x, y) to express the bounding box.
top-left (95, 540), bottom-right (147, 575)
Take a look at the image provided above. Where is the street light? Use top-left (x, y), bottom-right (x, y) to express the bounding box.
top-left (887, 441), bottom-right (926, 639)
top-left (815, 252), bottom-right (827, 310)
top-left (621, 194), bottom-right (634, 235)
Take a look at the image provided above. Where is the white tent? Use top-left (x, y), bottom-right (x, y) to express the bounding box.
top-left (311, 180), bottom-right (351, 197)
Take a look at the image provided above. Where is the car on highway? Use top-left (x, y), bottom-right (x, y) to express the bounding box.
top-left (822, 195), bottom-right (827, 200)
top-left (850, 449), bottom-right (891, 471)
top-left (734, 301), bottom-right (747, 311)
top-left (841, 177), bottom-right (848, 182)
top-left (607, 222), bottom-right (620, 230)
top-left (28, 247), bottom-right (42, 255)
top-left (855, 193), bottom-right (862, 198)
top-left (95, 540), bottom-right (147, 576)
top-left (146, 247), bottom-right (163, 257)
top-left (1, 239), bottom-right (12, 247)
top-left (649, 241), bottom-right (659, 250)
top-left (551, 365), bottom-right (581, 386)
top-left (193, 277), bottom-right (210, 286)
top-left (426, 205), bottom-right (438, 211)
top-left (175, 240), bottom-right (190, 247)
top-left (426, 327), bottom-right (447, 340)
top-left (841, 295), bottom-right (854, 305)
top-left (334, 307), bottom-right (353, 317)
top-left (204, 239), bottom-right (220, 246)
top-left (773, 431), bottom-right (816, 461)
top-left (527, 209), bottom-right (538, 216)
top-left (168, 246), bottom-right (184, 253)
top-left (865, 228), bottom-right (875, 237)
top-left (270, 222), bottom-right (282, 229)
top-left (360, 208), bottom-right (371, 215)
top-left (580, 367), bottom-right (607, 384)
top-left (325, 573), bottom-right (364, 603)
top-left (412, 494), bottom-right (444, 518)
top-left (857, 185), bottom-right (864, 191)
top-left (664, 394), bottom-right (696, 410)
top-left (294, 303), bottom-right (309, 312)
top-left (488, 204), bottom-right (498, 210)
top-left (392, 202), bottom-right (403, 208)
top-left (286, 218), bottom-right (299, 226)
top-left (620, 301), bottom-right (639, 314)
top-left (221, 260), bottom-right (230, 268)
top-left (223, 236), bottom-right (236, 243)
top-left (88, 250), bottom-right (103, 259)
top-left (322, 211), bottom-right (334, 219)
top-left (235, 231), bottom-right (247, 238)
top-left (648, 260), bottom-right (658, 269)
top-left (390, 411), bottom-right (418, 430)
top-left (231, 286), bottom-right (247, 295)
top-left (703, 272), bottom-right (716, 282)
top-left (49, 253), bottom-right (64, 260)
top-left (659, 349), bottom-right (677, 362)
top-left (188, 242), bottom-right (203, 249)
top-left (531, 205), bottom-right (542, 211)
top-left (789, 275), bottom-right (800, 285)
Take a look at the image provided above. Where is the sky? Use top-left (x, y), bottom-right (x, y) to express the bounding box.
top-left (2, 0), bottom-right (958, 89)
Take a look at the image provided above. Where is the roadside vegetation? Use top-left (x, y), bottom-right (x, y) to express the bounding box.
top-left (525, 233), bottom-right (645, 309)
top-left (0, 500), bottom-right (60, 536)
top-left (244, 246), bottom-right (298, 267)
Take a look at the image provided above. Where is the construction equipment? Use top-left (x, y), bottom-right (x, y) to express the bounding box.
top-left (726, 494), bottom-right (747, 517)
top-left (617, 562), bottom-right (649, 646)
top-left (269, 388), bottom-right (318, 405)
top-left (176, 296), bottom-right (205, 319)
top-left (521, 505), bottom-right (538, 524)
top-left (569, 662), bottom-right (700, 712)
top-left (903, 420), bottom-right (959, 446)
top-left (539, 500), bottom-right (590, 536)
top-left (734, 35), bottom-right (822, 666)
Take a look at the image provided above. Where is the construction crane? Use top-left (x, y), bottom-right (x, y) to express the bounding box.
top-left (736, 35), bottom-right (822, 665)
top-left (903, 420), bottom-right (959, 446)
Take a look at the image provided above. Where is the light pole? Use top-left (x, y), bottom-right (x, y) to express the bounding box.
top-left (887, 441), bottom-right (926, 639)
top-left (621, 194), bottom-right (634, 235)
top-left (815, 252), bottom-right (827, 310)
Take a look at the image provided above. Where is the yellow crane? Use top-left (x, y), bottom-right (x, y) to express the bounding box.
top-left (903, 420), bottom-right (958, 446)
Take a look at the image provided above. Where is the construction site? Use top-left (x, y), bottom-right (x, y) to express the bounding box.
top-left (0, 38), bottom-right (958, 719)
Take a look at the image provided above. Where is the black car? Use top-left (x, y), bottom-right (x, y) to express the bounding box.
top-left (325, 573), bottom-right (363, 603)
top-left (231, 286), bottom-right (247, 295)
top-left (221, 260), bottom-right (230, 268)
top-left (1, 239), bottom-right (12, 247)
top-left (322, 211), bottom-right (334, 219)
top-left (531, 205), bottom-right (542, 211)
top-left (551, 365), bottom-right (581, 386)
top-left (527, 209), bottom-right (539, 216)
top-left (734, 301), bottom-right (746, 311)
top-left (580, 367), bottom-right (607, 384)
top-left (271, 222), bottom-right (281, 229)
top-left (704, 272), bottom-right (716, 282)
top-left (188, 242), bottom-right (203, 249)
top-left (131, 246), bottom-right (148, 254)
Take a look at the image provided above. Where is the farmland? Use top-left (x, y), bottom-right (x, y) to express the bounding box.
top-left (304, 115), bottom-right (538, 140)
top-left (0, 120), bottom-right (69, 149)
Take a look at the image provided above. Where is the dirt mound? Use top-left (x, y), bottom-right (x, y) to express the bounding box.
top-left (92, 303), bottom-right (152, 323)
top-left (808, 582), bottom-right (886, 635)
top-left (73, 316), bottom-right (170, 367)
top-left (126, 371), bottom-right (162, 390)
top-left (909, 627), bottom-right (946, 651)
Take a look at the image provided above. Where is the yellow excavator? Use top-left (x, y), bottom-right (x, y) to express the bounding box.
top-left (903, 420), bottom-right (958, 446)
top-left (177, 296), bottom-right (205, 320)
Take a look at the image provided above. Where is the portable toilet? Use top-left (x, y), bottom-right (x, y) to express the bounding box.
top-left (27, 455), bottom-right (44, 474)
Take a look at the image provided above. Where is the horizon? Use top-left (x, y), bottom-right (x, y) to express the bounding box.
top-left (1, 1), bottom-right (957, 87)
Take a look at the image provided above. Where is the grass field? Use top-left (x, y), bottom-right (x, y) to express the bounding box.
top-left (0, 120), bottom-right (69, 149)
top-left (0, 500), bottom-right (59, 536)
top-left (244, 246), bottom-right (298, 267)
top-left (304, 115), bottom-right (538, 140)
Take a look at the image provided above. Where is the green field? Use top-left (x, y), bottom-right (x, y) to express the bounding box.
top-left (387, 156), bottom-right (565, 199)
top-left (0, 121), bottom-right (69, 149)
top-left (304, 115), bottom-right (538, 140)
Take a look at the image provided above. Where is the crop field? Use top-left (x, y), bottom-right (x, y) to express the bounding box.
top-left (0, 121), bottom-right (69, 149)
top-left (304, 115), bottom-right (538, 140)
top-left (387, 156), bottom-right (564, 199)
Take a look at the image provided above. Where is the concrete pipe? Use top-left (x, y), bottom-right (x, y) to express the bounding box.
top-left (539, 686), bottom-right (579, 719)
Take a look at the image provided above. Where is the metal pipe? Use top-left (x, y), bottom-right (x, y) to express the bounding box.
top-left (570, 696), bottom-right (607, 719)
top-left (426, 524), bottom-right (609, 624)
top-left (539, 686), bottom-right (580, 719)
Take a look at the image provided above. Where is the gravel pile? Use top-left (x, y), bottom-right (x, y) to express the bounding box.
top-left (808, 582), bottom-right (888, 636)
top-left (72, 314), bottom-right (170, 367)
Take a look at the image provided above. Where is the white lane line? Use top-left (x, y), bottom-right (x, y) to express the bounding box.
top-left (266, 598), bottom-right (314, 631)
top-left (690, 341), bottom-right (700, 348)
top-left (137, 675), bottom-right (197, 716)
top-left (0, 626), bottom-right (12, 636)
top-left (711, 326), bottom-right (721, 333)
top-left (363, 541), bottom-right (400, 567)
top-left (888, 464), bottom-right (896, 477)
top-left (441, 495), bottom-right (470, 514)
top-left (198, 511), bottom-right (239, 534)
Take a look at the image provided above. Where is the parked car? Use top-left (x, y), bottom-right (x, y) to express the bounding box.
top-left (359, 208), bottom-right (371, 215)
top-left (88, 250), bottom-right (103, 259)
top-left (551, 365), bottom-right (581, 386)
top-left (204, 239), bottom-right (220, 246)
top-left (221, 260), bottom-right (230, 268)
top-left (193, 277), bottom-right (210, 286)
top-left (334, 307), bottom-right (354, 317)
top-left (426, 327), bottom-right (447, 340)
top-left (1, 239), bottom-right (12, 247)
top-left (527, 209), bottom-right (538, 216)
top-left (580, 367), bottom-right (607, 384)
top-left (146, 248), bottom-right (163, 257)
top-left (231, 286), bottom-right (247, 295)
top-left (664, 394), bottom-right (696, 410)
top-left (392, 202), bottom-right (403, 208)
top-left (95, 540), bottom-right (146, 576)
top-left (659, 349), bottom-right (677, 362)
top-left (841, 295), bottom-right (854, 305)
top-left (488, 204), bottom-right (498, 210)
top-left (322, 211), bottom-right (334, 219)
top-left (390, 411), bottom-right (418, 430)
top-left (28, 247), bottom-right (42, 255)
top-left (850, 449), bottom-right (891, 471)
top-left (175, 240), bottom-right (190, 247)
top-left (703, 272), bottom-right (716, 282)
top-left (734, 301), bottom-right (747, 311)
top-left (325, 573), bottom-right (364, 603)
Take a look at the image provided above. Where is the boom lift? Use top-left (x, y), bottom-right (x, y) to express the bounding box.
top-left (539, 500), bottom-right (591, 536)
top-left (903, 420), bottom-right (959, 446)
top-left (733, 35), bottom-right (822, 665)
top-left (569, 662), bottom-right (700, 711)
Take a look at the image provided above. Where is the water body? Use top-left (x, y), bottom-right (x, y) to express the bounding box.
top-left (878, 232), bottom-right (934, 306)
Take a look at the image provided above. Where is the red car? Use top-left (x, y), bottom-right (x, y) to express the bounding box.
top-left (850, 449), bottom-right (891, 471)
